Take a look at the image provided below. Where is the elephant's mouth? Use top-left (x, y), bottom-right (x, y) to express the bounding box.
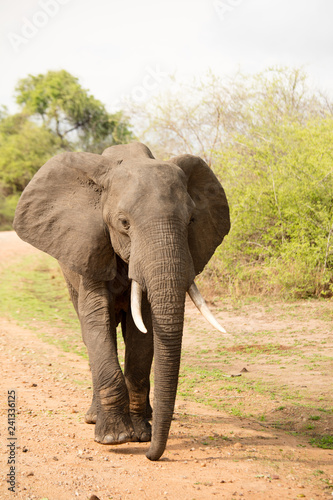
top-left (130, 280), bottom-right (226, 334)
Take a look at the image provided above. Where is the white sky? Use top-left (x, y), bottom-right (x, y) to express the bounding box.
top-left (1, 0), bottom-right (332, 113)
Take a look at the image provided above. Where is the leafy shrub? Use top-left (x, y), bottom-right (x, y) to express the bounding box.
top-left (214, 118), bottom-right (333, 298)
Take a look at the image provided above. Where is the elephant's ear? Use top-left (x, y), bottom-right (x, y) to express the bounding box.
top-left (170, 154), bottom-right (230, 275)
top-left (13, 152), bottom-right (117, 281)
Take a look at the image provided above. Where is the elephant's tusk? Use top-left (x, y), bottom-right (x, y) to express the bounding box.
top-left (131, 280), bottom-right (148, 334)
top-left (188, 282), bottom-right (227, 333)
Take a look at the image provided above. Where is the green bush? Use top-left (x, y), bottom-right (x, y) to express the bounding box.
top-left (214, 118), bottom-right (333, 298)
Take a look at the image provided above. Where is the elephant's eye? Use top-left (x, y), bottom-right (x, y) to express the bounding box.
top-left (189, 217), bottom-right (195, 225)
top-left (120, 218), bottom-right (130, 230)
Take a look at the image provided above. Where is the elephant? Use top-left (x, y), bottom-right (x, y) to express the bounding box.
top-left (13, 142), bottom-right (230, 461)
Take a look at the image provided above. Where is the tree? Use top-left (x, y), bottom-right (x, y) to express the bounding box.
top-left (0, 111), bottom-right (61, 228)
top-left (16, 70), bottom-right (134, 152)
top-left (0, 112), bottom-right (61, 193)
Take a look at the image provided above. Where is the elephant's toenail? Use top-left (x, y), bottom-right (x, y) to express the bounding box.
top-left (85, 414), bottom-right (97, 424)
top-left (104, 434), bottom-right (116, 444)
top-left (118, 432), bottom-right (128, 443)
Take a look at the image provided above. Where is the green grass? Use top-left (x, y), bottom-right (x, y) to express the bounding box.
top-left (178, 363), bottom-right (305, 405)
top-left (0, 254), bottom-right (77, 326)
top-left (310, 435), bottom-right (333, 449)
top-left (0, 254), bottom-right (86, 357)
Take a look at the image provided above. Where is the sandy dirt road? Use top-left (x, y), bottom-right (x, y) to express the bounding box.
top-left (0, 231), bottom-right (332, 500)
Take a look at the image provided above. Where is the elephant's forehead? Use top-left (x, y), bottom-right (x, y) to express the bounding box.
top-left (107, 161), bottom-right (191, 216)
top-left (112, 161), bottom-right (187, 190)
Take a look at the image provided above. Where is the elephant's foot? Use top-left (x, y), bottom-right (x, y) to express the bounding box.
top-left (131, 415), bottom-right (152, 442)
top-left (94, 413), bottom-right (135, 445)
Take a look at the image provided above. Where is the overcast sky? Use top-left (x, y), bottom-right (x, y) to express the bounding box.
top-left (1, 0), bottom-right (332, 113)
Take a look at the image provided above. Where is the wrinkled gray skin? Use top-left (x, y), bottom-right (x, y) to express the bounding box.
top-left (14, 142), bottom-right (230, 461)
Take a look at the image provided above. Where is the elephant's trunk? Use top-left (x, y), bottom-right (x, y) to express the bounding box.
top-left (146, 286), bottom-right (186, 460)
top-left (130, 218), bottom-right (192, 461)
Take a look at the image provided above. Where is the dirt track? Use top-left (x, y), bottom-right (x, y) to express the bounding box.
top-left (0, 231), bottom-right (332, 500)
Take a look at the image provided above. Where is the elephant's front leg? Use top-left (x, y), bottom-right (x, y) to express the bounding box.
top-left (123, 296), bottom-right (153, 442)
top-left (78, 277), bottom-right (134, 445)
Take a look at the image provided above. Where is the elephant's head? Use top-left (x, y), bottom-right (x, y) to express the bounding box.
top-left (13, 142), bottom-right (230, 460)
